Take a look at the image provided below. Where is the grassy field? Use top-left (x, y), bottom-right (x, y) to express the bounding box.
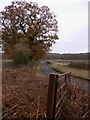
top-left (47, 60), bottom-right (89, 80)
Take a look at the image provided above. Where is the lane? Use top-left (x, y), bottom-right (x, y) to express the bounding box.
top-left (72, 77), bottom-right (89, 93)
top-left (40, 61), bottom-right (90, 93)
top-left (40, 61), bottom-right (59, 75)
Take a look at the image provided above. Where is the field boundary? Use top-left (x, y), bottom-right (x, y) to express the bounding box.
top-left (46, 72), bottom-right (72, 119)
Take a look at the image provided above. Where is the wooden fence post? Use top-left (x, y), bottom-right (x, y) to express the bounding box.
top-left (46, 72), bottom-right (71, 119)
top-left (46, 73), bottom-right (57, 119)
top-left (65, 74), bottom-right (67, 82)
top-left (52, 74), bottom-right (58, 119)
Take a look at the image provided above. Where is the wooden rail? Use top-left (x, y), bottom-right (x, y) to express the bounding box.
top-left (46, 72), bottom-right (72, 119)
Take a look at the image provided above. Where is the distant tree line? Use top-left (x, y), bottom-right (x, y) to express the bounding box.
top-left (46, 52), bottom-right (90, 60)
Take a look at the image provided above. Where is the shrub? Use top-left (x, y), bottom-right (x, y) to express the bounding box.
top-left (13, 44), bottom-right (31, 66)
top-left (13, 51), bottom-right (29, 66)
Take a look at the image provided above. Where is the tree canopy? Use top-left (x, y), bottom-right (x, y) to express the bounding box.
top-left (1, 1), bottom-right (58, 60)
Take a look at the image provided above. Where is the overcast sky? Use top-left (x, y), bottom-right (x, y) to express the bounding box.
top-left (0, 0), bottom-right (89, 53)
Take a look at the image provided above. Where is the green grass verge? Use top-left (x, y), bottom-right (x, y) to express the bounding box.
top-left (47, 61), bottom-right (89, 80)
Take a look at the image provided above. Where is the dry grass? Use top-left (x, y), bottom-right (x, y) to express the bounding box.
top-left (1, 65), bottom-right (90, 119)
top-left (2, 66), bottom-right (48, 119)
top-left (56, 79), bottom-right (90, 119)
